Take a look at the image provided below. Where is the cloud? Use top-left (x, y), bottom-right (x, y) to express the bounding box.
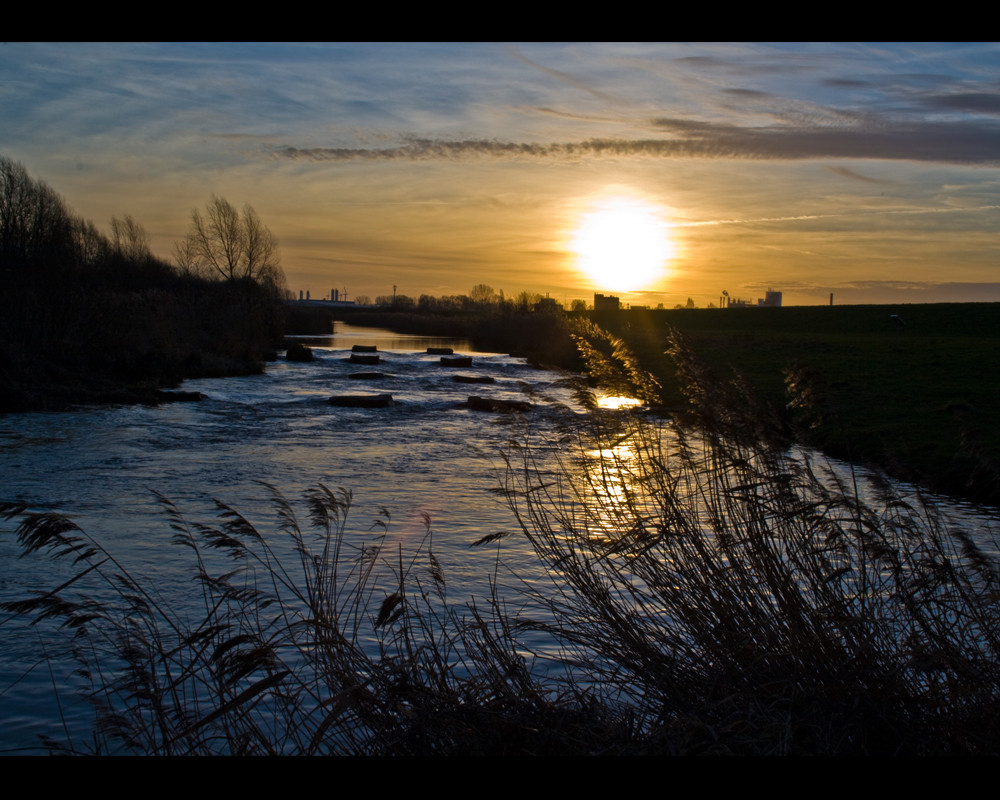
top-left (277, 138), bottom-right (703, 163)
top-left (671, 55), bottom-right (799, 76)
top-left (822, 78), bottom-right (872, 89)
top-left (924, 92), bottom-right (1000, 115)
top-left (276, 115), bottom-right (1000, 166)
top-left (723, 88), bottom-right (773, 99)
top-left (505, 45), bottom-right (622, 105)
top-left (825, 165), bottom-right (892, 184)
top-left (839, 280), bottom-right (1000, 292)
top-left (530, 106), bottom-right (628, 124)
top-left (675, 214), bottom-right (824, 228)
top-left (649, 117), bottom-right (1000, 163)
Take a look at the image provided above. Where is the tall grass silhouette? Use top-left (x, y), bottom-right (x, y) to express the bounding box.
top-left (4, 325), bottom-right (1000, 754)
top-left (1, 485), bottom-right (633, 755)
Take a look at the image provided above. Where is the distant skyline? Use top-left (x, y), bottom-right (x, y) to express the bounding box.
top-left (3, 42), bottom-right (1000, 306)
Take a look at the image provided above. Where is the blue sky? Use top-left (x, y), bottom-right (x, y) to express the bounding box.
top-left (3, 42), bottom-right (999, 305)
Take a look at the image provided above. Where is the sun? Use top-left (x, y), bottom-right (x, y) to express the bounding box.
top-left (570, 196), bottom-right (675, 292)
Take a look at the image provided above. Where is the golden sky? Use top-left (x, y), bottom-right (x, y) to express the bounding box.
top-left (3, 43), bottom-right (1000, 306)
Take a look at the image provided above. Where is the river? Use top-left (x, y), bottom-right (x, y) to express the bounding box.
top-left (1, 321), bottom-right (997, 753)
top-left (0, 322), bottom-right (595, 752)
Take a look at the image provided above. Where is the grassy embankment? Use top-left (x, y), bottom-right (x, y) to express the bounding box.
top-left (1, 277), bottom-right (284, 413)
top-left (593, 303), bottom-right (1000, 505)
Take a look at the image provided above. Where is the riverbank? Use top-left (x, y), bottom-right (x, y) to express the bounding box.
top-left (0, 154), bottom-right (287, 416)
top-left (1, 280), bottom-right (283, 414)
top-left (594, 303), bottom-right (1000, 506)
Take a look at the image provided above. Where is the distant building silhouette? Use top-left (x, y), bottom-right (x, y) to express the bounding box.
top-left (724, 288), bottom-right (782, 308)
top-left (594, 292), bottom-right (620, 311)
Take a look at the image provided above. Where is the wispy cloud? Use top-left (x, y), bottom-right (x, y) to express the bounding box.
top-left (825, 165), bottom-right (892, 184)
top-left (276, 114), bottom-right (1000, 165)
top-left (677, 204), bottom-right (1000, 228)
top-left (505, 45), bottom-right (622, 105)
top-left (924, 92), bottom-right (1000, 115)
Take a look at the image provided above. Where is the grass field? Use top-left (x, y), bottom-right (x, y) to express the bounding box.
top-left (591, 303), bottom-right (1000, 505)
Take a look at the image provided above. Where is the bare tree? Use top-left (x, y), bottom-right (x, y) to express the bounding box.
top-left (240, 204), bottom-right (277, 282)
top-left (514, 290), bottom-right (542, 312)
top-left (180, 196), bottom-right (282, 286)
top-left (72, 217), bottom-right (109, 268)
top-left (0, 154), bottom-right (74, 274)
top-left (173, 237), bottom-right (199, 276)
top-left (110, 214), bottom-right (150, 263)
top-left (469, 283), bottom-right (496, 304)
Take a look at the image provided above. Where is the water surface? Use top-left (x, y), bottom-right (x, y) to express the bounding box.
top-left (0, 323), bottom-right (581, 751)
top-left (2, 321), bottom-right (997, 752)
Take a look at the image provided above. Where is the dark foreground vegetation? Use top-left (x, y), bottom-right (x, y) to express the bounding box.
top-left (0, 156), bottom-right (284, 412)
top-left (4, 330), bottom-right (1000, 755)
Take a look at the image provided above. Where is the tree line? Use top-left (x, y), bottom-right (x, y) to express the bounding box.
top-left (0, 155), bottom-right (287, 412)
top-left (365, 284), bottom-right (588, 314)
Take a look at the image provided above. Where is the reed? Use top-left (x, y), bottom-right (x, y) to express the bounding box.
top-left (4, 326), bottom-right (1000, 754)
top-left (1, 485), bottom-right (638, 754)
top-left (497, 416), bottom-right (1000, 753)
top-left (493, 324), bottom-right (1000, 754)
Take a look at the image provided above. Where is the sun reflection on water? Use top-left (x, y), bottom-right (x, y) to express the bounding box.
top-left (595, 394), bottom-right (643, 410)
top-left (578, 427), bottom-right (652, 548)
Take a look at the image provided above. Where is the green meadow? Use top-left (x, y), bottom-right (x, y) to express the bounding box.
top-left (592, 303), bottom-right (1000, 505)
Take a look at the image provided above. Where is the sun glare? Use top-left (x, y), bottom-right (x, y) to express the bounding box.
top-left (570, 196), bottom-right (675, 292)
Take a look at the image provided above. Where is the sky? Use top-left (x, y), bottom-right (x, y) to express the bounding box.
top-left (3, 42), bottom-right (1000, 307)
